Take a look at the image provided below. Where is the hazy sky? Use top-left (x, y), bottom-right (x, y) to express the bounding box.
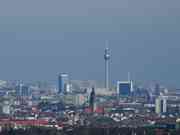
top-left (0, 0), bottom-right (180, 87)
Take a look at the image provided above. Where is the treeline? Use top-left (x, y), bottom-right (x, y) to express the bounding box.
top-left (0, 127), bottom-right (64, 135)
top-left (1, 126), bottom-right (180, 135)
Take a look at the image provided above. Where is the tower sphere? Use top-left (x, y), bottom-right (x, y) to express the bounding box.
top-left (104, 48), bottom-right (110, 60)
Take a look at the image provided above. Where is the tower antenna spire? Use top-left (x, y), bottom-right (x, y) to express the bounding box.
top-left (128, 72), bottom-right (130, 82)
top-left (105, 40), bottom-right (109, 48)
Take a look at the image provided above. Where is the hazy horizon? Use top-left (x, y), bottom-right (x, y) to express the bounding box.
top-left (0, 0), bottom-right (180, 87)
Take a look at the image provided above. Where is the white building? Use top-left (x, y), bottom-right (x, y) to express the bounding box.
top-left (2, 104), bottom-right (10, 114)
top-left (155, 96), bottom-right (167, 114)
top-left (63, 94), bottom-right (88, 106)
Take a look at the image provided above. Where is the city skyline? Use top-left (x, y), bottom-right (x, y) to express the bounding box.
top-left (0, 1), bottom-right (180, 134)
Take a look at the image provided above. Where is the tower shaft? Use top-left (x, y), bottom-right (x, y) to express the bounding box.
top-left (105, 58), bottom-right (109, 90)
top-left (104, 47), bottom-right (110, 90)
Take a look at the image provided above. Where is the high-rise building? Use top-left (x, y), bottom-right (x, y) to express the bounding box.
top-left (104, 45), bottom-right (111, 90)
top-left (128, 72), bottom-right (134, 93)
top-left (117, 81), bottom-right (133, 96)
top-left (58, 73), bottom-right (70, 94)
top-left (155, 96), bottom-right (167, 114)
top-left (89, 87), bottom-right (95, 113)
top-left (155, 98), bottom-right (161, 114)
top-left (154, 83), bottom-right (160, 96)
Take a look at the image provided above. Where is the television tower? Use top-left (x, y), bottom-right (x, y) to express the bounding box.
top-left (104, 43), bottom-right (111, 90)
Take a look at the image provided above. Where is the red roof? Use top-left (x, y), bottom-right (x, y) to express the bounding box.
top-left (0, 119), bottom-right (49, 126)
top-left (14, 120), bottom-right (49, 126)
top-left (95, 107), bottom-right (104, 114)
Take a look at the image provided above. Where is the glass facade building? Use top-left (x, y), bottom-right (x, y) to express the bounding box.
top-left (117, 81), bottom-right (132, 96)
top-left (58, 73), bottom-right (69, 94)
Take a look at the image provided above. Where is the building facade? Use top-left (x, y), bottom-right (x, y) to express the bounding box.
top-left (117, 81), bottom-right (133, 96)
top-left (58, 73), bottom-right (70, 94)
top-left (16, 83), bottom-right (30, 97)
top-left (155, 96), bottom-right (167, 114)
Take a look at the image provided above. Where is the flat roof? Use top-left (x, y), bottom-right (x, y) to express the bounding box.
top-left (117, 81), bottom-right (131, 84)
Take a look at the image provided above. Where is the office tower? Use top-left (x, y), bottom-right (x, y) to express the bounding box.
top-left (155, 96), bottom-right (167, 114)
top-left (155, 98), bottom-right (161, 114)
top-left (89, 87), bottom-right (95, 113)
top-left (155, 83), bottom-right (160, 96)
top-left (117, 81), bottom-right (133, 96)
top-left (130, 81), bottom-right (134, 92)
top-left (104, 45), bottom-right (110, 90)
top-left (58, 73), bottom-right (70, 94)
top-left (163, 97), bottom-right (167, 113)
top-left (128, 72), bottom-right (134, 92)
